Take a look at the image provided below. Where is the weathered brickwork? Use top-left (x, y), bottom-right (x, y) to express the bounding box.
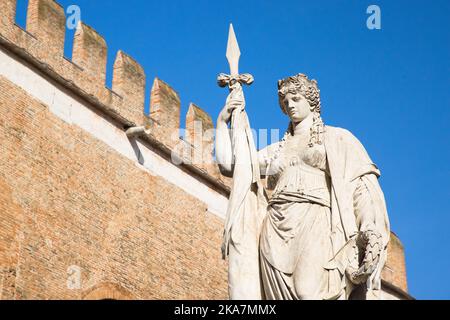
top-left (382, 233), bottom-right (408, 292)
top-left (0, 76), bottom-right (227, 299)
top-left (0, 0), bottom-right (408, 300)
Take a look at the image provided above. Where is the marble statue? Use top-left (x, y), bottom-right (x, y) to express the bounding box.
top-left (215, 25), bottom-right (390, 300)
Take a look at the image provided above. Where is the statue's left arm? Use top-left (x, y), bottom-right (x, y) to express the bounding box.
top-left (343, 129), bottom-right (390, 243)
top-left (353, 174), bottom-right (383, 233)
top-left (338, 128), bottom-right (390, 294)
top-left (351, 173), bottom-right (390, 295)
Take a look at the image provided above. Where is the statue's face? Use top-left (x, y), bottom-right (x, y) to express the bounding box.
top-left (282, 91), bottom-right (312, 123)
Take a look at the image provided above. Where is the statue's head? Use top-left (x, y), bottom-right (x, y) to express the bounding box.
top-left (277, 73), bottom-right (321, 123)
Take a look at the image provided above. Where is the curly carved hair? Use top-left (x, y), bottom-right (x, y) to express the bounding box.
top-left (276, 73), bottom-right (325, 147)
top-left (277, 73), bottom-right (321, 115)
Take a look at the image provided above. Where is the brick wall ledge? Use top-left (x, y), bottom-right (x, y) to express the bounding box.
top-left (381, 280), bottom-right (415, 300)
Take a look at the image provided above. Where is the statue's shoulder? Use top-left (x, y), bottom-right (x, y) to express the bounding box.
top-left (324, 125), bottom-right (360, 143)
top-left (324, 125), bottom-right (370, 154)
top-left (325, 125), bottom-right (377, 173)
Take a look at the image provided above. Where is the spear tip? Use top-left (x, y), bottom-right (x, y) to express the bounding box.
top-left (226, 23), bottom-right (241, 76)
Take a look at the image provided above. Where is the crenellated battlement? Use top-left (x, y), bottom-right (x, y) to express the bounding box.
top-left (150, 77), bottom-right (181, 147)
top-left (0, 0), bottom-right (228, 191)
top-left (72, 21), bottom-right (107, 91)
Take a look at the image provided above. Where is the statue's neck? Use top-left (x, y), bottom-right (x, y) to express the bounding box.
top-left (292, 113), bottom-right (314, 136)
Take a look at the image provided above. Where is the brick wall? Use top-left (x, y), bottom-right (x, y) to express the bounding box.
top-left (382, 233), bottom-right (408, 292)
top-left (0, 75), bottom-right (227, 299)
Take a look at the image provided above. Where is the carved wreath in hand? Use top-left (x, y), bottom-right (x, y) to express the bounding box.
top-left (347, 230), bottom-right (384, 285)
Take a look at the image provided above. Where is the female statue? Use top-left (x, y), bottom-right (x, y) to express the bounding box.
top-left (215, 73), bottom-right (390, 300)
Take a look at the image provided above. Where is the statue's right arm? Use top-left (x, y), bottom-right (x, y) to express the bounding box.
top-left (216, 122), bottom-right (277, 179)
top-left (215, 100), bottom-right (239, 178)
top-left (215, 118), bottom-right (234, 177)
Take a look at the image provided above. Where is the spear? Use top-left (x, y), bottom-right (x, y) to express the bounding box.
top-left (216, 25), bottom-right (265, 300)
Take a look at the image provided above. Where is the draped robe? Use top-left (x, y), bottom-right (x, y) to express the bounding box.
top-left (222, 120), bottom-right (390, 300)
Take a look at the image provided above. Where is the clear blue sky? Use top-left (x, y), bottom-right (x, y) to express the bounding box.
top-left (16, 0), bottom-right (449, 299)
